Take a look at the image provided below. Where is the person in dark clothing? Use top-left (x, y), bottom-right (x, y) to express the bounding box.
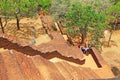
top-left (81, 47), bottom-right (89, 54)
top-left (77, 43), bottom-right (89, 54)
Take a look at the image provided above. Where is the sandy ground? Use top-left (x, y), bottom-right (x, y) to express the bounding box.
top-left (0, 48), bottom-right (7, 52)
top-left (35, 34), bottom-right (51, 46)
top-left (102, 30), bottom-right (120, 77)
top-left (49, 54), bottom-right (98, 69)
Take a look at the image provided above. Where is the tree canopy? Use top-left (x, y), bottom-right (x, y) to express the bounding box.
top-left (65, 4), bottom-right (109, 48)
top-left (106, 2), bottom-right (120, 20)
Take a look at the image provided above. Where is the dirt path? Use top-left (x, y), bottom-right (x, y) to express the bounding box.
top-left (49, 54), bottom-right (98, 69)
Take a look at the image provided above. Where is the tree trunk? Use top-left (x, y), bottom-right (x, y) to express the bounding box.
top-left (107, 30), bottom-right (112, 46)
top-left (15, 14), bottom-right (20, 30)
top-left (81, 30), bottom-right (86, 45)
top-left (81, 33), bottom-right (84, 44)
top-left (0, 18), bottom-right (4, 33)
top-left (113, 19), bottom-right (117, 30)
top-left (66, 34), bottom-right (74, 46)
top-left (57, 21), bottom-right (63, 34)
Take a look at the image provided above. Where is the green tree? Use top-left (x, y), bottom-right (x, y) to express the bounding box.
top-left (79, 0), bottom-right (114, 13)
top-left (65, 4), bottom-right (109, 49)
top-left (50, 0), bottom-right (80, 21)
top-left (50, 0), bottom-right (71, 21)
top-left (110, 0), bottom-right (120, 4)
top-left (39, 0), bottom-right (51, 12)
top-left (0, 0), bottom-right (51, 31)
top-left (50, 0), bottom-right (80, 36)
top-left (0, 0), bottom-right (13, 33)
top-left (105, 2), bottom-right (120, 46)
top-left (106, 2), bottom-right (120, 21)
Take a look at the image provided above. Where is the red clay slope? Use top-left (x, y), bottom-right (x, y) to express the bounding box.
top-left (0, 35), bottom-right (115, 80)
top-left (0, 49), bottom-right (101, 80)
